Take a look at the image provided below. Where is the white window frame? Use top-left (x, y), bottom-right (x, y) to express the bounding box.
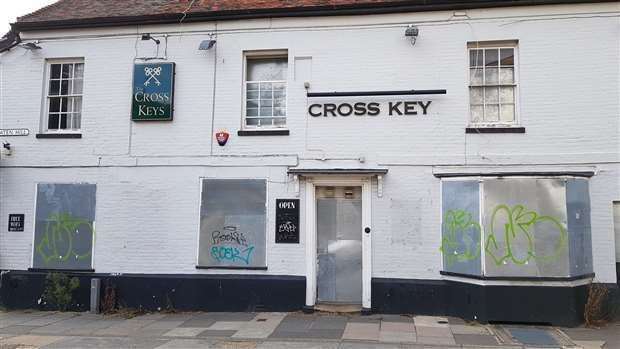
top-left (467, 41), bottom-right (519, 127)
top-left (242, 50), bottom-right (289, 130)
top-left (41, 58), bottom-right (85, 134)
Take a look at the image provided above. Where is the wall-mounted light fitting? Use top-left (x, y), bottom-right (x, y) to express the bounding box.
top-left (405, 25), bottom-right (419, 46)
top-left (19, 41), bottom-right (42, 50)
top-left (141, 33), bottom-right (160, 44)
top-left (198, 39), bottom-right (216, 50)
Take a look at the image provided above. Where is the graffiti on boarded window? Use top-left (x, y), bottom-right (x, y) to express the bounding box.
top-left (33, 184), bottom-right (96, 270)
top-left (440, 178), bottom-right (592, 278)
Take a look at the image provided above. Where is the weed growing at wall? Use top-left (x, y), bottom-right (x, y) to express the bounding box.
top-left (41, 273), bottom-right (80, 311)
top-left (584, 283), bottom-right (610, 327)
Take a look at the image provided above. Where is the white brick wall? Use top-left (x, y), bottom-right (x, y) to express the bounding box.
top-left (0, 3), bottom-right (618, 282)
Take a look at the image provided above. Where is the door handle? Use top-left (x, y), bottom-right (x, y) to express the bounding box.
top-left (364, 227), bottom-right (371, 234)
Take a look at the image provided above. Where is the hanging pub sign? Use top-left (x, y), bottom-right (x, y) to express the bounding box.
top-left (8, 214), bottom-right (24, 232)
top-left (132, 62), bottom-right (175, 121)
top-left (275, 199), bottom-right (300, 243)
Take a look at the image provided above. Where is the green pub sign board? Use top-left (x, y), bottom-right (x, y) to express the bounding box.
top-left (132, 63), bottom-right (175, 121)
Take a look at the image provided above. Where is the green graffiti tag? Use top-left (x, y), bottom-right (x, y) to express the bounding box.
top-left (440, 209), bottom-right (481, 266)
top-left (485, 204), bottom-right (567, 266)
top-left (36, 213), bottom-right (95, 264)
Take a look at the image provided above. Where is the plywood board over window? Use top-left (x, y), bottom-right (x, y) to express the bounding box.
top-left (32, 184), bottom-right (96, 270)
top-left (197, 179), bottom-right (267, 269)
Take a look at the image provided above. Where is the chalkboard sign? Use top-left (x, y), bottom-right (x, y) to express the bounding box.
top-left (276, 199), bottom-right (300, 243)
top-left (8, 214), bottom-right (24, 232)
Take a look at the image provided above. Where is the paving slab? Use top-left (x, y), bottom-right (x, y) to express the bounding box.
top-left (0, 325), bottom-right (40, 335)
top-left (163, 327), bottom-right (209, 337)
top-left (0, 334), bottom-right (65, 347)
top-left (342, 322), bottom-right (380, 341)
top-left (453, 334), bottom-right (500, 346)
top-left (572, 340), bottom-right (605, 349)
top-left (257, 341), bottom-right (339, 349)
top-left (379, 330), bottom-right (416, 343)
top-left (381, 321), bottom-right (415, 332)
top-left (93, 319), bottom-right (155, 336)
top-left (63, 319), bottom-right (123, 335)
top-left (413, 316), bottom-right (450, 328)
top-left (274, 315), bottom-right (314, 331)
top-left (20, 312), bottom-right (76, 326)
top-left (270, 329), bottom-right (344, 339)
top-left (233, 312), bottom-right (286, 339)
top-left (310, 316), bottom-right (348, 330)
top-left (338, 342), bottom-right (405, 349)
top-left (211, 340), bottom-right (257, 349)
top-left (199, 330), bottom-right (238, 337)
top-left (44, 336), bottom-right (168, 348)
top-left (415, 325), bottom-right (453, 337)
top-left (208, 321), bottom-right (248, 331)
top-left (451, 324), bottom-right (492, 335)
top-left (155, 338), bottom-right (217, 348)
top-left (141, 320), bottom-right (186, 331)
top-left (416, 335), bottom-right (457, 345)
top-left (376, 315), bottom-right (414, 323)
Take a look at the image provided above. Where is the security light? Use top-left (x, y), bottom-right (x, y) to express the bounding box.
top-left (141, 33), bottom-right (160, 45)
top-left (198, 39), bottom-right (216, 50)
top-left (19, 42), bottom-right (42, 50)
top-left (405, 25), bottom-right (419, 46)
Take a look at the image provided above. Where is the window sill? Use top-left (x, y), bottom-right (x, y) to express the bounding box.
top-left (196, 265), bottom-right (268, 270)
top-left (36, 133), bottom-right (82, 139)
top-left (237, 130), bottom-right (289, 136)
top-left (440, 270), bottom-right (594, 282)
top-left (466, 127), bottom-right (525, 134)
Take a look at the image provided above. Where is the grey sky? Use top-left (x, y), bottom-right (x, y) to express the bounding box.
top-left (1, 0), bottom-right (58, 34)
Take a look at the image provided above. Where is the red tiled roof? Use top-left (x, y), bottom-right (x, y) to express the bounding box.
top-left (13, 0), bottom-right (617, 30)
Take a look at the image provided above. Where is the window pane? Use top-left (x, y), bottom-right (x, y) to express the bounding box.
top-left (274, 98), bottom-right (286, 107)
top-left (48, 114), bottom-right (59, 129)
top-left (274, 107), bottom-right (286, 116)
top-left (259, 118), bottom-right (274, 127)
top-left (485, 67), bottom-right (499, 85)
top-left (246, 90), bottom-right (259, 99)
top-left (259, 107), bottom-right (272, 116)
top-left (470, 68), bottom-right (483, 85)
top-left (259, 82), bottom-right (272, 91)
top-left (260, 99), bottom-right (273, 107)
top-left (485, 49), bottom-right (498, 66)
top-left (485, 104), bottom-right (499, 122)
top-left (469, 87), bottom-right (483, 105)
top-left (500, 104), bottom-right (515, 122)
top-left (260, 90), bottom-right (273, 99)
top-left (500, 67), bottom-right (514, 84)
top-left (74, 97), bottom-right (82, 114)
top-left (50, 64), bottom-right (61, 79)
top-left (49, 80), bottom-right (60, 95)
top-left (247, 57), bottom-right (287, 81)
top-left (59, 114), bottom-right (68, 129)
top-left (485, 87), bottom-right (499, 103)
top-left (60, 97), bottom-right (68, 112)
top-left (500, 48), bottom-right (514, 66)
top-left (60, 80), bottom-right (69, 95)
top-left (470, 50), bottom-right (483, 67)
top-left (274, 90), bottom-right (286, 99)
top-left (246, 108), bottom-right (258, 117)
top-left (471, 106), bottom-right (484, 123)
top-left (62, 64), bottom-right (73, 78)
top-left (247, 82), bottom-right (259, 91)
top-left (49, 97), bottom-right (61, 113)
top-left (274, 117), bottom-right (286, 126)
top-left (246, 100), bottom-right (258, 109)
top-left (246, 118), bottom-right (259, 126)
top-left (74, 63), bottom-right (84, 78)
top-left (72, 79), bottom-right (83, 94)
top-left (500, 86), bottom-right (514, 103)
top-left (72, 113), bottom-right (82, 129)
top-left (273, 82), bottom-right (286, 91)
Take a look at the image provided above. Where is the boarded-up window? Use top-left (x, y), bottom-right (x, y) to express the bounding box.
top-left (441, 178), bottom-right (592, 278)
top-left (198, 179), bottom-right (267, 268)
top-left (33, 184), bottom-right (96, 270)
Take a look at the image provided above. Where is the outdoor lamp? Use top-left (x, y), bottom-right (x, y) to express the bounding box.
top-left (199, 39), bottom-right (216, 50)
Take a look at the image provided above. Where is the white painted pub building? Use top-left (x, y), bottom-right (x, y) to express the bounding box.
top-left (0, 0), bottom-right (619, 326)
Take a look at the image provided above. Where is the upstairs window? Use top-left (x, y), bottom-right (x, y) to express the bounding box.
top-left (468, 42), bottom-right (517, 125)
top-left (44, 60), bottom-right (84, 132)
top-left (244, 52), bottom-right (287, 129)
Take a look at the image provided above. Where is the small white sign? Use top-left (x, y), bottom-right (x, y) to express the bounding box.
top-left (0, 129), bottom-right (29, 136)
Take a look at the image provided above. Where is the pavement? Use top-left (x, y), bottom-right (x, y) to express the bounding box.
top-left (1, 310), bottom-right (619, 349)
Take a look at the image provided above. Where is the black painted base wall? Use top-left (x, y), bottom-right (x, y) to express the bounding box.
top-left (0, 271), bottom-right (305, 312)
top-left (372, 277), bottom-right (619, 327)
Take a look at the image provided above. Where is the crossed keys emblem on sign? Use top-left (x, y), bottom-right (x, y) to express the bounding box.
top-left (144, 66), bottom-right (162, 86)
